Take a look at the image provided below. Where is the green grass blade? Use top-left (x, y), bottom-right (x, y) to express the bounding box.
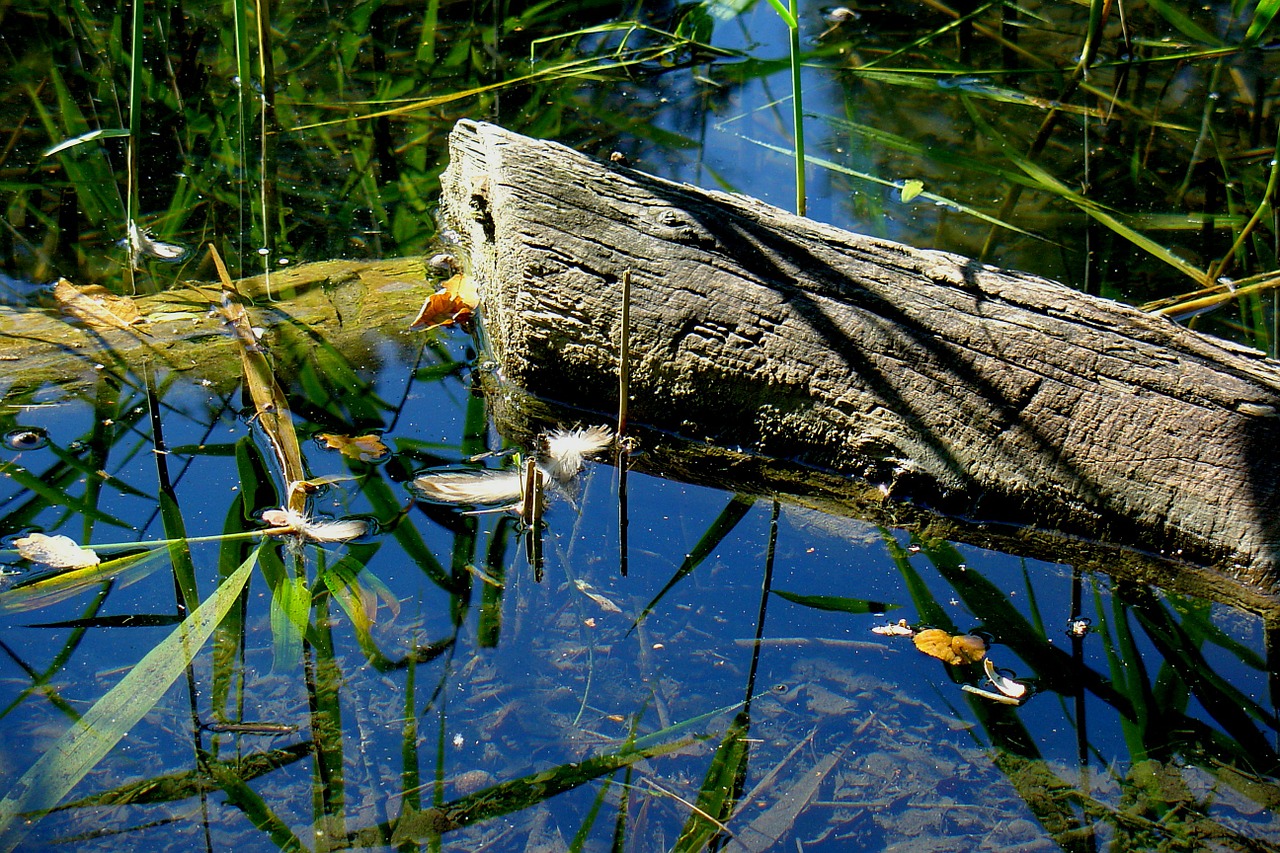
top-left (672, 712), bottom-right (749, 852)
top-left (736, 133), bottom-right (1051, 242)
top-left (770, 589), bottom-right (899, 615)
top-left (1244, 0), bottom-right (1280, 45)
top-left (0, 545), bottom-right (261, 850)
top-left (1146, 0), bottom-right (1224, 45)
top-left (630, 495), bottom-right (756, 632)
top-left (42, 127), bottom-right (130, 157)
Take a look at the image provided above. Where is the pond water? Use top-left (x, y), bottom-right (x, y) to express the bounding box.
top-left (2, 332), bottom-right (1277, 852)
top-left (2, 0), bottom-right (1280, 851)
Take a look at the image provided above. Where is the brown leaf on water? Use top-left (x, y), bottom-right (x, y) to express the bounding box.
top-left (317, 432), bottom-right (390, 462)
top-left (913, 628), bottom-right (987, 665)
top-left (409, 273), bottom-right (478, 330)
top-left (53, 278), bottom-right (148, 334)
top-left (14, 532), bottom-right (100, 569)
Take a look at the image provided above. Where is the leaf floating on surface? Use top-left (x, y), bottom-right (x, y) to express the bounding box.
top-left (13, 533), bottom-right (100, 569)
top-left (912, 628), bottom-right (987, 665)
top-left (316, 432), bottom-right (390, 462)
top-left (772, 589), bottom-right (900, 615)
top-left (900, 179), bottom-right (925, 202)
top-left (409, 273), bottom-right (479, 330)
top-left (983, 658), bottom-right (1030, 700)
top-left (53, 278), bottom-right (147, 334)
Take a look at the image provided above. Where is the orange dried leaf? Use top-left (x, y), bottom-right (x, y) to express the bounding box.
top-left (317, 432), bottom-right (390, 462)
top-left (409, 274), bottom-right (477, 330)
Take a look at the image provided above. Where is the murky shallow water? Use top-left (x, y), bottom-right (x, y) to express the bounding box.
top-left (0, 330), bottom-right (1277, 851)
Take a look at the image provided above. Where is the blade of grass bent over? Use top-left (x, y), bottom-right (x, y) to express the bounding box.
top-left (209, 245), bottom-right (308, 511)
top-left (0, 545), bottom-right (262, 851)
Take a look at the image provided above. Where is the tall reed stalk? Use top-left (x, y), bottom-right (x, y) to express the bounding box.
top-left (767, 0), bottom-right (805, 216)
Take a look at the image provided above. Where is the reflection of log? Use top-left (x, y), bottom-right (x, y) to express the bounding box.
top-left (0, 258), bottom-right (430, 393)
top-left (439, 119), bottom-right (1280, 610)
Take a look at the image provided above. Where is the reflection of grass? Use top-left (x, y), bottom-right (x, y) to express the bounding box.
top-left (890, 532), bottom-right (1280, 849)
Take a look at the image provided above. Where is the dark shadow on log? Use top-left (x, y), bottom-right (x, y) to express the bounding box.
top-left (439, 119), bottom-right (1280, 615)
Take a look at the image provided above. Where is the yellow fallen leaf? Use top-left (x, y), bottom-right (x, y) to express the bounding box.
top-left (409, 273), bottom-right (478, 330)
top-left (913, 628), bottom-right (987, 665)
top-left (14, 532), bottom-right (100, 569)
top-left (53, 278), bottom-right (148, 334)
top-left (317, 433), bottom-right (390, 462)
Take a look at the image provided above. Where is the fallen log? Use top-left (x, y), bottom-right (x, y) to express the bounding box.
top-left (438, 119), bottom-right (1280, 611)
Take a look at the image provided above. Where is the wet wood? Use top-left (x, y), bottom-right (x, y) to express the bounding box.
top-left (439, 119), bottom-right (1280, 608)
top-left (0, 257), bottom-right (429, 392)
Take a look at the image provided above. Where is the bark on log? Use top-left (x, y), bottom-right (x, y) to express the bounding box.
top-left (438, 119), bottom-right (1280, 610)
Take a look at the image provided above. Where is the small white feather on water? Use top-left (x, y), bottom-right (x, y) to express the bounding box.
top-left (541, 425), bottom-right (614, 482)
top-left (411, 469), bottom-right (524, 507)
top-left (262, 508), bottom-right (368, 543)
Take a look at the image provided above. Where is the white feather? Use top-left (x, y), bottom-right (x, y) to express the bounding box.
top-left (541, 425), bottom-right (615, 482)
top-left (261, 508), bottom-right (368, 542)
top-left (411, 469), bottom-right (524, 507)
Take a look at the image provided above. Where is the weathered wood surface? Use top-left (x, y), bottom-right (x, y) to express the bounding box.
top-left (0, 258), bottom-right (429, 393)
top-left (439, 119), bottom-right (1280, 607)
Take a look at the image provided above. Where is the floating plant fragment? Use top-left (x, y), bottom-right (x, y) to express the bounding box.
top-left (982, 658), bottom-right (1030, 701)
top-left (410, 469), bottom-right (524, 508)
top-left (912, 628), bottom-right (987, 665)
top-left (960, 684), bottom-right (1024, 705)
top-left (542, 425), bottom-right (615, 482)
top-left (872, 619), bottom-right (916, 637)
top-left (261, 508), bottom-right (368, 543)
top-left (4, 429), bottom-right (48, 451)
top-left (123, 220), bottom-right (188, 267)
top-left (317, 432), bottom-right (390, 462)
top-left (53, 278), bottom-right (147, 333)
top-left (13, 533), bottom-right (100, 569)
